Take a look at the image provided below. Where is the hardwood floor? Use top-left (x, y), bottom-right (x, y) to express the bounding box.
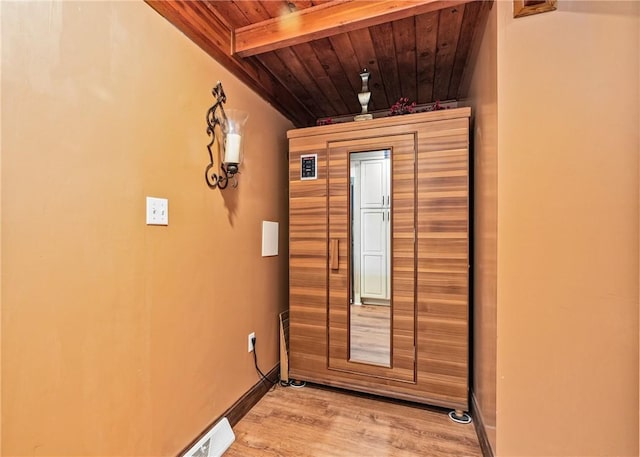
top-left (350, 304), bottom-right (390, 366)
top-left (225, 384), bottom-right (481, 457)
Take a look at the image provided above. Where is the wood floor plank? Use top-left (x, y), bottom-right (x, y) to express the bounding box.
top-left (225, 385), bottom-right (481, 457)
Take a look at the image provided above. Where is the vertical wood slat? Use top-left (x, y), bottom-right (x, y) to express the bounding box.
top-left (416, 10), bottom-right (440, 104)
top-left (288, 108), bottom-right (470, 411)
top-left (292, 42), bottom-right (350, 116)
top-left (392, 16), bottom-right (418, 103)
top-left (327, 33), bottom-right (363, 102)
top-left (347, 28), bottom-right (388, 110)
top-left (447, 0), bottom-right (482, 99)
top-left (310, 38), bottom-right (362, 114)
top-left (369, 21), bottom-right (402, 105)
top-left (258, 51), bottom-right (322, 119)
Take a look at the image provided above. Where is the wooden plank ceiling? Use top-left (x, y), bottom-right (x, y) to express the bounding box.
top-left (146, 0), bottom-right (492, 127)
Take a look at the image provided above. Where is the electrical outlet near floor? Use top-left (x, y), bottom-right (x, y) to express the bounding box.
top-left (248, 332), bottom-right (255, 352)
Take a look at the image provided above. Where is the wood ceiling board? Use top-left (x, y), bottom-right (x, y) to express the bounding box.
top-left (266, 1), bottom-right (333, 15)
top-left (233, 0), bottom-right (272, 23)
top-left (291, 42), bottom-right (351, 115)
top-left (310, 38), bottom-right (362, 114)
top-left (393, 16), bottom-right (418, 104)
top-left (447, 0), bottom-right (481, 100)
top-left (147, 0), bottom-right (489, 126)
top-left (260, 1), bottom-right (291, 19)
top-left (369, 21), bottom-right (402, 106)
top-left (206, 2), bottom-right (251, 28)
top-left (233, 0), bottom-right (473, 57)
top-left (292, 0), bottom-right (314, 8)
top-left (274, 47), bottom-right (332, 118)
top-left (432, 5), bottom-right (464, 101)
top-left (456, 0), bottom-right (494, 99)
top-left (291, 0), bottom-right (325, 9)
top-left (348, 28), bottom-right (388, 109)
top-left (415, 11), bottom-right (439, 104)
top-left (258, 52), bottom-right (321, 118)
top-left (327, 33), bottom-right (364, 105)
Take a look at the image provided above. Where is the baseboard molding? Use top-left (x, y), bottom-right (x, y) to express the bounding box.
top-left (177, 364), bottom-right (279, 456)
top-left (224, 364), bottom-right (279, 426)
top-left (470, 391), bottom-right (494, 457)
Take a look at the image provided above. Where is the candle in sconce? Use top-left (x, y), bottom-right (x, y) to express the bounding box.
top-left (225, 133), bottom-right (242, 164)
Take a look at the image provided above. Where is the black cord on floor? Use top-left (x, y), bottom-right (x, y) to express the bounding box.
top-left (251, 336), bottom-right (278, 388)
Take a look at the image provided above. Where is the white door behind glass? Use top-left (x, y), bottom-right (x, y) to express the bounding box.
top-left (360, 209), bottom-right (387, 299)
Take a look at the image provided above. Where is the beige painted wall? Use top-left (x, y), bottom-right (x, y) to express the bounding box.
top-left (496, 1), bottom-right (639, 455)
top-left (0, 3), bottom-right (3, 451)
top-left (466, 3), bottom-right (498, 454)
top-left (1, 2), bottom-right (293, 455)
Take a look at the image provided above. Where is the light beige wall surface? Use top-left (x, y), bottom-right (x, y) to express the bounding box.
top-left (496, 1), bottom-right (639, 455)
top-left (1, 2), bottom-right (292, 456)
top-left (0, 5), bottom-right (3, 451)
top-left (466, 4), bottom-right (497, 454)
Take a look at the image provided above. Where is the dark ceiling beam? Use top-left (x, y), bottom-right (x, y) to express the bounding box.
top-left (145, 0), bottom-right (316, 127)
top-left (233, 0), bottom-right (473, 57)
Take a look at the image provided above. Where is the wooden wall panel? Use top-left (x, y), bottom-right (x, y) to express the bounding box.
top-left (417, 119), bottom-right (470, 409)
top-left (288, 148), bottom-right (328, 378)
top-left (288, 108), bottom-right (470, 411)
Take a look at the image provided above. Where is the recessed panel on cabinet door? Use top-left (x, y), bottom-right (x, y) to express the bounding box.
top-left (327, 134), bottom-right (416, 383)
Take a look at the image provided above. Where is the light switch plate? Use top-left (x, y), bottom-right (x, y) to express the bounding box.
top-left (261, 221), bottom-right (278, 256)
top-left (146, 197), bottom-right (168, 225)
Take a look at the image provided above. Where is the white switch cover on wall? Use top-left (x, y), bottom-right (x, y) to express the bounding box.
top-left (261, 221), bottom-right (278, 256)
top-left (146, 197), bottom-right (168, 225)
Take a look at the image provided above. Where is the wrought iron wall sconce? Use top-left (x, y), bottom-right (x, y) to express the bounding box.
top-left (205, 81), bottom-right (249, 189)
